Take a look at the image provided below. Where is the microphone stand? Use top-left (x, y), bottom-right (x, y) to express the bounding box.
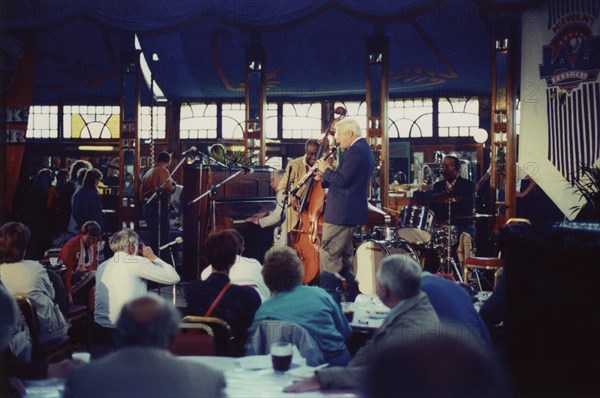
top-left (143, 154), bottom-right (191, 259)
top-left (275, 165), bottom-right (293, 241)
top-left (143, 154), bottom-right (193, 297)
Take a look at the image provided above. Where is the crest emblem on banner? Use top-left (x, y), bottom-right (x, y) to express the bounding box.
top-left (539, 6), bottom-right (600, 93)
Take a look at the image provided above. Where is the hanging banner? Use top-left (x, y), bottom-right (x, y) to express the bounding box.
top-left (1, 34), bottom-right (35, 215)
top-left (520, 1), bottom-right (600, 220)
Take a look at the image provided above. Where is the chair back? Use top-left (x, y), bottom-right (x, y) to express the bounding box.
top-left (170, 322), bottom-right (215, 356)
top-left (180, 316), bottom-right (233, 356)
top-left (14, 296), bottom-right (71, 362)
top-left (245, 320), bottom-right (325, 366)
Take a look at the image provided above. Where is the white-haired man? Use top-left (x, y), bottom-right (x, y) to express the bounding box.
top-left (315, 118), bottom-right (374, 302)
top-left (93, 229), bottom-right (179, 350)
top-left (285, 254), bottom-right (440, 392)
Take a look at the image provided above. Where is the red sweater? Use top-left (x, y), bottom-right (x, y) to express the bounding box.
top-left (58, 235), bottom-right (98, 293)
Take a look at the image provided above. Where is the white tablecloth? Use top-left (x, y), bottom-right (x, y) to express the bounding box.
top-left (24, 356), bottom-right (358, 398)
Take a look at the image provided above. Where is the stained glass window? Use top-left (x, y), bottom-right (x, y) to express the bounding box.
top-left (438, 98), bottom-right (479, 137)
top-left (281, 103), bottom-right (322, 139)
top-left (27, 106), bottom-right (59, 139)
top-left (63, 105), bottom-right (120, 139)
top-left (388, 98), bottom-right (433, 138)
top-left (180, 103), bottom-right (217, 139)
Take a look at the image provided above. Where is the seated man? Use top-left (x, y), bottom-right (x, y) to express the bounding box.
top-left (64, 295), bottom-right (225, 398)
top-left (58, 220), bottom-right (102, 305)
top-left (200, 229), bottom-right (269, 301)
top-left (421, 272), bottom-right (491, 344)
top-left (94, 229), bottom-right (179, 348)
top-left (285, 254), bottom-right (440, 392)
top-left (185, 230), bottom-right (261, 356)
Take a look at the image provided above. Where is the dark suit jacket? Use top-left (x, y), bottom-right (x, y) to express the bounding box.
top-left (63, 347), bottom-right (225, 398)
top-left (317, 292), bottom-right (440, 389)
top-left (431, 176), bottom-right (475, 233)
top-left (322, 138), bottom-right (374, 226)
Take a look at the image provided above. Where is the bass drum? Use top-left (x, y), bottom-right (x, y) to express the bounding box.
top-left (354, 241), bottom-right (419, 295)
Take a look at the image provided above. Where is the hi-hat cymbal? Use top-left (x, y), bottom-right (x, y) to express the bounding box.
top-left (456, 213), bottom-right (494, 220)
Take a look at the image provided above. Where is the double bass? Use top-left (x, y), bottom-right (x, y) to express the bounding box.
top-left (290, 107), bottom-right (345, 284)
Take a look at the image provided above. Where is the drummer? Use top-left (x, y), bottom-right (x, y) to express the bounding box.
top-left (429, 155), bottom-right (475, 237)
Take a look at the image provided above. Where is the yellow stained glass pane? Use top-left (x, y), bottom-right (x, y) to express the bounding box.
top-left (71, 114), bottom-right (85, 138)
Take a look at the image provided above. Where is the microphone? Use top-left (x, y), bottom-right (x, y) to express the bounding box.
top-left (242, 166), bottom-right (254, 174)
top-left (181, 146), bottom-right (197, 157)
top-left (159, 236), bottom-right (183, 251)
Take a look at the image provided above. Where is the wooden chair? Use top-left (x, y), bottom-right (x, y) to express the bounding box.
top-left (245, 320), bottom-right (325, 366)
top-left (180, 316), bottom-right (233, 356)
top-left (169, 322), bottom-right (215, 356)
top-left (463, 218), bottom-right (531, 290)
top-left (14, 296), bottom-right (72, 362)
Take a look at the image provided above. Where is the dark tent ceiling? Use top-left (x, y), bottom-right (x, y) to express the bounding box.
top-left (1, 0), bottom-right (548, 104)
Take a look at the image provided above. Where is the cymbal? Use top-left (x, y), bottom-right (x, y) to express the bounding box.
top-left (431, 195), bottom-right (462, 204)
top-left (456, 213), bottom-right (494, 220)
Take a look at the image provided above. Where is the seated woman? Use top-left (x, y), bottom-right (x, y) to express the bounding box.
top-left (58, 221), bottom-right (102, 306)
top-left (184, 230), bottom-right (261, 356)
top-left (0, 222), bottom-right (69, 345)
top-left (252, 247), bottom-right (352, 366)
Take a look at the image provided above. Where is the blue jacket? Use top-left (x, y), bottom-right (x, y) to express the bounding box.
top-left (322, 138), bottom-right (374, 225)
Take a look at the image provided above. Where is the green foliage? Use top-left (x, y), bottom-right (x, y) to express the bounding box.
top-left (572, 163), bottom-right (600, 220)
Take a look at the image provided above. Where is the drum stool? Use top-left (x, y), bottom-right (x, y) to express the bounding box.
top-left (462, 257), bottom-right (503, 291)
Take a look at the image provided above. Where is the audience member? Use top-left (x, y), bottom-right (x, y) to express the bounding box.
top-left (66, 160), bottom-right (93, 236)
top-left (250, 246), bottom-right (352, 366)
top-left (1, 283), bottom-right (83, 398)
top-left (64, 294), bottom-right (225, 398)
top-left (479, 271), bottom-right (506, 329)
top-left (0, 222), bottom-right (69, 345)
top-left (421, 272), bottom-right (491, 344)
top-left (51, 169), bottom-right (71, 235)
top-left (285, 254), bottom-right (439, 392)
top-left (200, 229), bottom-right (269, 301)
top-left (94, 229), bottom-right (179, 350)
top-left (58, 221), bottom-right (102, 305)
top-left (364, 334), bottom-right (511, 398)
top-left (72, 168), bottom-right (104, 231)
top-left (23, 168), bottom-right (54, 259)
top-left (185, 230), bottom-right (261, 356)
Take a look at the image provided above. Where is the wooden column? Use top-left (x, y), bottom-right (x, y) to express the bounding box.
top-left (365, 33), bottom-right (390, 209)
top-left (244, 35), bottom-right (266, 165)
top-left (118, 54), bottom-right (141, 230)
top-left (490, 25), bottom-right (518, 224)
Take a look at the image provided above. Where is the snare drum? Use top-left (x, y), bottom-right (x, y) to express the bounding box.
top-left (430, 225), bottom-right (459, 248)
top-left (354, 240), bottom-right (420, 295)
top-left (396, 205), bottom-right (435, 245)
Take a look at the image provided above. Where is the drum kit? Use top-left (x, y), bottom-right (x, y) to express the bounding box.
top-left (355, 191), bottom-right (493, 292)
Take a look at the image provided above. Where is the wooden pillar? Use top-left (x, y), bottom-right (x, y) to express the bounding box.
top-left (490, 24), bottom-right (518, 223)
top-left (244, 34), bottom-right (266, 166)
top-left (365, 33), bottom-right (390, 209)
top-left (118, 53), bottom-right (141, 230)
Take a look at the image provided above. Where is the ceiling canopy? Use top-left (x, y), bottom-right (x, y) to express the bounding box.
top-left (2, 0), bottom-right (548, 104)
